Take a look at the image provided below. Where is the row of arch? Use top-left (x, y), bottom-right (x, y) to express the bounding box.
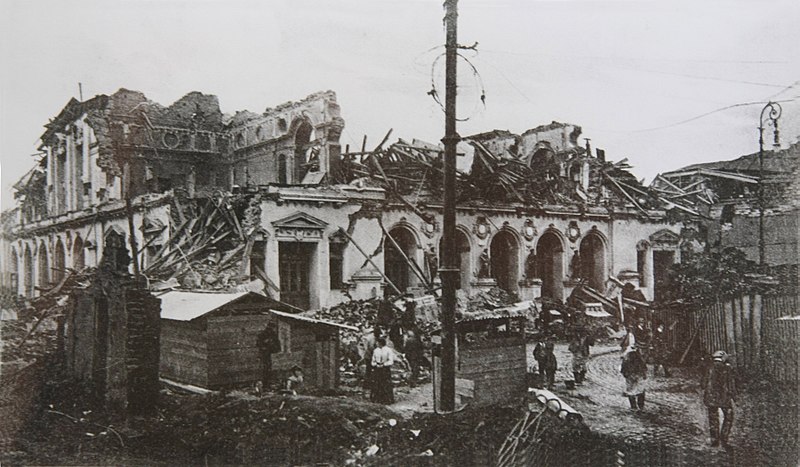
top-left (8, 234), bottom-right (87, 297)
top-left (383, 222), bottom-right (607, 300)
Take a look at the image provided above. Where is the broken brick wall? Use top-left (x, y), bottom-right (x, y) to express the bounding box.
top-left (64, 277), bottom-right (161, 416)
top-left (227, 91), bottom-right (344, 186)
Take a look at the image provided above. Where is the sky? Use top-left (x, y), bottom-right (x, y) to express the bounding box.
top-left (1, 0), bottom-right (798, 210)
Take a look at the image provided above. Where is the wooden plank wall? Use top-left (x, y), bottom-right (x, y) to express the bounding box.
top-left (457, 337), bottom-right (527, 405)
top-left (691, 294), bottom-right (799, 385)
top-left (160, 320), bottom-right (209, 388)
top-left (205, 315), bottom-right (271, 388)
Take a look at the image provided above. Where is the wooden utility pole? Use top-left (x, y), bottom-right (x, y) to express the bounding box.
top-left (440, 0), bottom-right (459, 412)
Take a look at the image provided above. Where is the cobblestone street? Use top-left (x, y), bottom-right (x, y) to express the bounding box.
top-left (529, 343), bottom-right (800, 466)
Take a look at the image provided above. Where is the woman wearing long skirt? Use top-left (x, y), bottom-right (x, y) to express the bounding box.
top-left (621, 344), bottom-right (648, 410)
top-left (370, 337), bottom-right (395, 404)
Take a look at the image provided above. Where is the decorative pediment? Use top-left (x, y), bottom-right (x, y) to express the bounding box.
top-left (649, 229), bottom-right (680, 248)
top-left (272, 212), bottom-right (328, 242)
top-left (140, 217), bottom-right (166, 236)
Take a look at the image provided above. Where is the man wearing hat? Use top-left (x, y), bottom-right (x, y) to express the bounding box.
top-left (703, 350), bottom-right (737, 447)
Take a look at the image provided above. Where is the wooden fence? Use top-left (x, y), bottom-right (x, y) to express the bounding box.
top-left (690, 294), bottom-right (799, 384)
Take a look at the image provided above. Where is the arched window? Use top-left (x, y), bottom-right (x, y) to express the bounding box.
top-left (490, 230), bottom-right (519, 293)
top-left (53, 238), bottom-right (66, 284)
top-left (537, 232), bottom-right (564, 300)
top-left (37, 241), bottom-right (50, 290)
top-left (73, 235), bottom-right (86, 271)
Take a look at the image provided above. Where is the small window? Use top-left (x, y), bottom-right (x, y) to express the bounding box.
top-left (330, 242), bottom-right (346, 289)
top-left (277, 118), bottom-right (288, 132)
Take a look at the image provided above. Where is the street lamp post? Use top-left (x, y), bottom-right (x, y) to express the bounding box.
top-left (757, 101), bottom-right (782, 267)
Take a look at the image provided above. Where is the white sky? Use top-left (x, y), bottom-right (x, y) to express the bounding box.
top-left (1, 0), bottom-right (798, 210)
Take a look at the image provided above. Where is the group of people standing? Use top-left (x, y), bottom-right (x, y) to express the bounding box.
top-left (533, 329), bottom-right (595, 389)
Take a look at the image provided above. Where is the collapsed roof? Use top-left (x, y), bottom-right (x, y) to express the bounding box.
top-left (334, 122), bottom-right (666, 217)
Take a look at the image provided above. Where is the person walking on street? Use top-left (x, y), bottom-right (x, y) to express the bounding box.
top-left (703, 350), bottom-right (737, 447)
top-left (539, 342), bottom-right (558, 389)
top-left (569, 330), bottom-right (594, 385)
top-left (371, 337), bottom-right (395, 404)
top-left (621, 344), bottom-right (648, 410)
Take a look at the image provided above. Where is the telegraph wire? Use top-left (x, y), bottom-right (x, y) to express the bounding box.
top-left (602, 96), bottom-right (800, 134)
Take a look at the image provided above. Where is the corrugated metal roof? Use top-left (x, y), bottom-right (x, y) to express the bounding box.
top-left (159, 291), bottom-right (251, 321)
top-left (273, 310), bottom-right (359, 331)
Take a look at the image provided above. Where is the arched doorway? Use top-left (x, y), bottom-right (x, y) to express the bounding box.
top-left (537, 232), bottom-right (564, 300)
top-left (579, 232), bottom-right (606, 290)
top-left (439, 229), bottom-right (471, 290)
top-left (38, 241), bottom-right (49, 291)
top-left (490, 230), bottom-right (519, 293)
top-left (9, 247), bottom-right (19, 295)
top-left (54, 238), bottom-right (66, 284)
top-left (294, 121), bottom-right (313, 183)
top-left (384, 226), bottom-right (418, 294)
top-left (73, 236), bottom-right (85, 271)
top-left (24, 245), bottom-right (34, 297)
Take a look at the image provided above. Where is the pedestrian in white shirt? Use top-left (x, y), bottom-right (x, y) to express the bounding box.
top-left (371, 337), bottom-right (394, 403)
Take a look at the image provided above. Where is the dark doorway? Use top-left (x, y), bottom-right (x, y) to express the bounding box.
top-left (385, 227), bottom-right (417, 294)
top-left (54, 238), bottom-right (66, 284)
top-left (294, 122), bottom-right (313, 183)
top-left (24, 246), bottom-right (34, 297)
top-left (653, 250), bottom-right (675, 302)
top-left (38, 241), bottom-right (49, 291)
top-left (250, 240), bottom-right (267, 279)
top-left (537, 232), bottom-right (564, 300)
top-left (9, 247), bottom-right (18, 294)
top-left (279, 242), bottom-right (315, 310)
top-left (278, 154), bottom-right (289, 184)
top-left (490, 230), bottom-right (519, 293)
top-left (579, 233), bottom-right (606, 291)
top-left (73, 236), bottom-right (85, 271)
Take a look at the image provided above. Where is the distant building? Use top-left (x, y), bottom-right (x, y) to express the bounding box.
top-left (654, 142), bottom-right (800, 275)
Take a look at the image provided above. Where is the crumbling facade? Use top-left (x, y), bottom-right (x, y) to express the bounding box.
top-left (653, 142), bottom-right (800, 278)
top-left (2, 91), bottom-right (683, 313)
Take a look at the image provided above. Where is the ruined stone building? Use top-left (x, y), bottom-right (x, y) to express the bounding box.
top-left (653, 141), bottom-right (800, 279)
top-left (1, 89), bottom-right (685, 312)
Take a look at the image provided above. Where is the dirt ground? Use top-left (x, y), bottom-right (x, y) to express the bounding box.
top-left (531, 342), bottom-right (800, 467)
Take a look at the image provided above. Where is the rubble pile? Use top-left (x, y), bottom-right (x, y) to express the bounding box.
top-left (461, 287), bottom-right (518, 314)
top-left (336, 135), bottom-right (665, 217)
top-left (0, 269), bottom-right (93, 366)
top-left (144, 192), bottom-right (264, 291)
top-left (356, 403), bottom-right (526, 466)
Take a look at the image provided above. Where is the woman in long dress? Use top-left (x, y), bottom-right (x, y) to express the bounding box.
top-left (621, 344), bottom-right (648, 410)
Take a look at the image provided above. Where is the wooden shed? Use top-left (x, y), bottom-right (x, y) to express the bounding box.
top-left (432, 306), bottom-right (528, 408)
top-left (159, 291), bottom-right (355, 390)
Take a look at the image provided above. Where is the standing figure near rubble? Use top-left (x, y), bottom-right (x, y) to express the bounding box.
top-left (361, 326), bottom-right (381, 400)
top-left (568, 330), bottom-right (593, 385)
top-left (703, 350), bottom-right (737, 447)
top-left (651, 322), bottom-right (670, 377)
top-left (256, 325), bottom-right (281, 392)
top-left (621, 344), bottom-right (648, 410)
top-left (404, 329), bottom-right (425, 387)
top-left (371, 337), bottom-right (395, 404)
top-left (535, 341), bottom-right (557, 389)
